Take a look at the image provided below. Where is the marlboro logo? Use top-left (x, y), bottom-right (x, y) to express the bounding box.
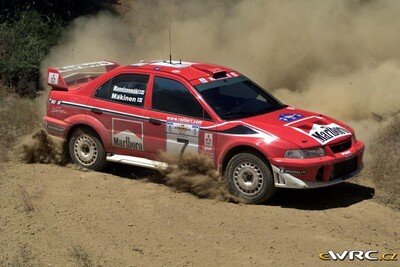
top-left (112, 118), bottom-right (143, 151)
top-left (286, 116), bottom-right (351, 145)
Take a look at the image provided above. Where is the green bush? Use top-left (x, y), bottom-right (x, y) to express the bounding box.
top-left (0, 1), bottom-right (118, 97)
top-left (0, 0), bottom-right (118, 25)
top-left (0, 11), bottom-right (62, 97)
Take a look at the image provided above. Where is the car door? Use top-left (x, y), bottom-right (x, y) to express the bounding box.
top-left (87, 72), bottom-right (151, 158)
top-left (143, 75), bottom-right (217, 161)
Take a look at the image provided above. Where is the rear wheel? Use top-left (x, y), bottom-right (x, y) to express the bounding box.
top-left (68, 127), bottom-right (106, 171)
top-left (225, 153), bottom-right (276, 204)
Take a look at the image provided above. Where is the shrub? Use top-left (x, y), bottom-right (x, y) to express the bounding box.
top-left (0, 1), bottom-right (118, 97)
top-left (0, 11), bottom-right (62, 97)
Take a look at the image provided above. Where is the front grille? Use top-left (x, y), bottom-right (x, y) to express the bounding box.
top-left (330, 157), bottom-right (358, 180)
top-left (329, 138), bottom-right (352, 153)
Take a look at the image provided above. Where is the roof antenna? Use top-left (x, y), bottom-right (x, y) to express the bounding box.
top-left (169, 28), bottom-right (172, 64)
top-left (72, 48), bottom-right (77, 85)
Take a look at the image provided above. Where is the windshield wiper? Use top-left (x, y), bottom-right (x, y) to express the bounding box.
top-left (220, 111), bottom-right (252, 119)
top-left (252, 105), bottom-right (287, 116)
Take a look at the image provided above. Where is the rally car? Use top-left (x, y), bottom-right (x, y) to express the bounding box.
top-left (44, 60), bottom-right (365, 203)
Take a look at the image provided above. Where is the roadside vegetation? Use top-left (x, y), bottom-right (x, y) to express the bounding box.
top-left (0, 0), bottom-right (118, 97)
top-left (0, 1), bottom-right (119, 160)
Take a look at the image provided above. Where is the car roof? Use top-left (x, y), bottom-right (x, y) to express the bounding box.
top-left (119, 60), bottom-right (240, 86)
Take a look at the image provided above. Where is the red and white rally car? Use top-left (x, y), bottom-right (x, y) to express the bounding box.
top-left (44, 60), bottom-right (364, 203)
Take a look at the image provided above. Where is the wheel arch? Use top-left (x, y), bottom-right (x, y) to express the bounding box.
top-left (66, 124), bottom-right (105, 148)
top-left (221, 145), bottom-right (271, 174)
top-left (64, 113), bottom-right (110, 151)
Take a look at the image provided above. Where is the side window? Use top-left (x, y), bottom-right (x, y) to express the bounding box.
top-left (94, 74), bottom-right (149, 106)
top-left (110, 74), bottom-right (149, 107)
top-left (152, 77), bottom-right (210, 119)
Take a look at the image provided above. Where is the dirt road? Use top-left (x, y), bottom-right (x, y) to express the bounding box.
top-left (0, 162), bottom-right (399, 266)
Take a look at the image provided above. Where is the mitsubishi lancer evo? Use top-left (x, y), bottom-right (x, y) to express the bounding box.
top-left (44, 60), bottom-right (364, 203)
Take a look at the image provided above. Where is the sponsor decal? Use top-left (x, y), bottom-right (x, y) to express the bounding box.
top-left (341, 150), bottom-right (352, 156)
top-left (112, 118), bottom-right (143, 151)
top-left (278, 113), bottom-right (303, 122)
top-left (201, 146), bottom-right (214, 161)
top-left (198, 72), bottom-right (239, 83)
top-left (166, 122), bottom-right (199, 138)
top-left (279, 167), bottom-right (306, 175)
top-left (199, 78), bottom-right (208, 83)
top-left (58, 61), bottom-right (114, 72)
top-left (51, 107), bottom-right (67, 114)
top-left (111, 85), bottom-right (145, 104)
top-left (166, 116), bottom-right (202, 125)
top-left (46, 124), bottom-right (64, 134)
top-left (204, 133), bottom-right (213, 147)
top-left (286, 116), bottom-right (351, 145)
top-left (308, 123), bottom-right (350, 144)
top-left (173, 124), bottom-right (192, 135)
top-left (48, 72), bottom-right (59, 85)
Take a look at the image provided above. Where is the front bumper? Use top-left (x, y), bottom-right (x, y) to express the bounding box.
top-left (271, 163), bottom-right (363, 188)
top-left (269, 140), bottom-right (365, 189)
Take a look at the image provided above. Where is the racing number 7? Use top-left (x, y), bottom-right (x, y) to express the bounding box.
top-left (177, 138), bottom-right (189, 156)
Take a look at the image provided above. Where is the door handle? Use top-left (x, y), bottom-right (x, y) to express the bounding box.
top-left (90, 108), bottom-right (103, 115)
top-left (149, 118), bottom-right (163, 126)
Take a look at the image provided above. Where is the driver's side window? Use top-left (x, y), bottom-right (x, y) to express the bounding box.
top-left (152, 77), bottom-right (211, 119)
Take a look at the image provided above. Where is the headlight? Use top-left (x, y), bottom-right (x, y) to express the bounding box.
top-left (284, 147), bottom-right (325, 159)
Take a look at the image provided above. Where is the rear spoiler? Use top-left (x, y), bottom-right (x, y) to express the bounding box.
top-left (47, 60), bottom-right (119, 90)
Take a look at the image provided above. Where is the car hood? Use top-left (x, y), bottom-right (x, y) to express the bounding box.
top-left (241, 107), bottom-right (353, 149)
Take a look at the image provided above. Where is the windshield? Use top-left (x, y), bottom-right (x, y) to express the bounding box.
top-left (195, 76), bottom-right (285, 120)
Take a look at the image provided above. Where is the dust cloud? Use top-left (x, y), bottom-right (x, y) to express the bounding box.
top-left (41, 0), bottom-right (400, 154)
top-left (370, 115), bottom-right (400, 208)
top-left (157, 152), bottom-right (240, 202)
top-left (14, 130), bottom-right (66, 165)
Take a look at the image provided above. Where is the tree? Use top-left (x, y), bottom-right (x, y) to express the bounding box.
top-left (0, 0), bottom-right (118, 96)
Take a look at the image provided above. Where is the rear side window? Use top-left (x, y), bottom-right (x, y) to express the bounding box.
top-left (94, 74), bottom-right (149, 107)
top-left (94, 80), bottom-right (111, 99)
top-left (152, 77), bottom-right (209, 119)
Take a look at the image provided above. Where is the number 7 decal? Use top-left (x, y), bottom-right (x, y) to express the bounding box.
top-left (166, 121), bottom-right (199, 155)
top-left (177, 138), bottom-right (189, 156)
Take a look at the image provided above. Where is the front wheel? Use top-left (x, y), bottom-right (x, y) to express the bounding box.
top-left (225, 153), bottom-right (276, 204)
top-left (68, 127), bottom-right (106, 171)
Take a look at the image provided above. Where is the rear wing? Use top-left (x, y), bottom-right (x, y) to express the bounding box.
top-left (47, 60), bottom-right (119, 90)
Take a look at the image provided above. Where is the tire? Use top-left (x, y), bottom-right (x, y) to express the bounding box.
top-left (68, 127), bottom-right (107, 171)
top-left (225, 152), bottom-right (276, 204)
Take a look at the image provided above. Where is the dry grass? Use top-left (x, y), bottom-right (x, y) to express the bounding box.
top-left (0, 91), bottom-right (41, 161)
top-left (3, 244), bottom-right (37, 267)
top-left (70, 245), bottom-right (93, 267)
top-left (370, 115), bottom-right (400, 209)
top-left (17, 184), bottom-right (34, 213)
